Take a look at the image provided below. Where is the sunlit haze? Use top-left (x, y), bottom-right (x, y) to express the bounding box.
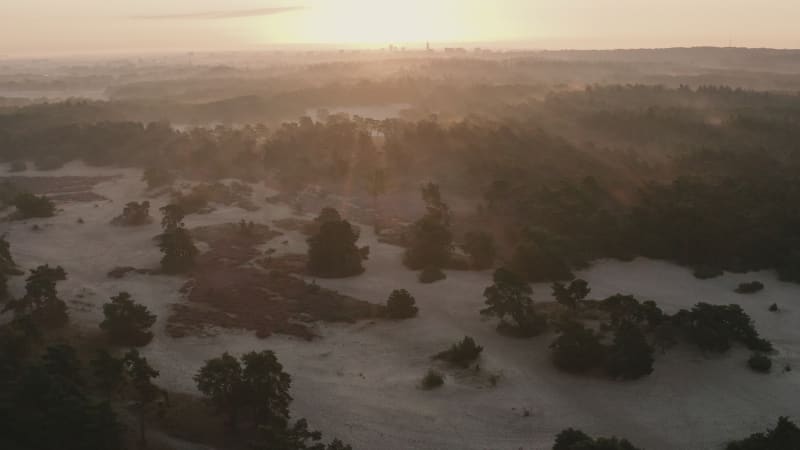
top-left (5, 0), bottom-right (800, 56)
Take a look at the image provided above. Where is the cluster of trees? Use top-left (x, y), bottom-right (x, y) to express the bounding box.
top-left (306, 207), bottom-right (367, 278)
top-left (195, 351), bottom-right (350, 449)
top-left (100, 292), bottom-right (156, 347)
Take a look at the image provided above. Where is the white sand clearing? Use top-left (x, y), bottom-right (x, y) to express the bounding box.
top-left (2, 162), bottom-right (798, 450)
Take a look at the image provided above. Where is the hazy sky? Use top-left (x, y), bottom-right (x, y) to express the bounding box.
top-left (4, 0), bottom-right (800, 55)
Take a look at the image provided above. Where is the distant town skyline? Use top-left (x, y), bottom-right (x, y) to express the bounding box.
top-left (5, 0), bottom-right (800, 56)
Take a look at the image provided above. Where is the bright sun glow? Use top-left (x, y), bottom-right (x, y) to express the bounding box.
top-left (253, 0), bottom-right (511, 46)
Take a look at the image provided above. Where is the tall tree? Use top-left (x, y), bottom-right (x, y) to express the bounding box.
top-left (481, 268), bottom-right (546, 336)
top-left (3, 265), bottom-right (68, 328)
top-left (123, 350), bottom-right (166, 448)
top-left (158, 204), bottom-right (198, 273)
top-left (100, 292), bottom-right (157, 346)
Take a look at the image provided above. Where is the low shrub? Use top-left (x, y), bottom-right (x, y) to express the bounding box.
top-left (434, 336), bottom-right (483, 367)
top-left (692, 265), bottom-right (723, 280)
top-left (747, 353), bottom-right (772, 373)
top-left (735, 281), bottom-right (764, 294)
top-left (420, 369), bottom-right (444, 390)
top-left (418, 267), bottom-right (446, 284)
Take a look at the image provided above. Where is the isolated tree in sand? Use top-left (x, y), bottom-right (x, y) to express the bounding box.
top-left (552, 279), bottom-right (590, 310)
top-left (307, 214), bottom-right (365, 278)
top-left (158, 204), bottom-right (198, 273)
top-left (550, 321), bottom-right (605, 373)
top-left (386, 289), bottom-right (418, 319)
top-left (3, 264), bottom-right (68, 328)
top-left (100, 292), bottom-right (157, 346)
top-left (481, 268), bottom-right (546, 337)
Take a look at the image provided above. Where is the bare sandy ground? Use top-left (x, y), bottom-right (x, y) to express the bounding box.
top-left (2, 162), bottom-right (799, 450)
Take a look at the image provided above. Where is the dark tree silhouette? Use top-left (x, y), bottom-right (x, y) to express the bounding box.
top-left (482, 268), bottom-right (546, 337)
top-left (12, 192), bottom-right (55, 219)
top-left (606, 321), bottom-right (655, 379)
top-left (123, 349), bottom-right (167, 447)
top-left (727, 417), bottom-right (800, 450)
top-left (552, 279), bottom-right (590, 310)
top-left (386, 289), bottom-right (418, 319)
top-left (158, 204), bottom-right (197, 273)
top-left (553, 427), bottom-right (643, 450)
top-left (306, 214), bottom-right (365, 278)
top-left (434, 336), bottom-right (484, 367)
top-left (3, 265), bottom-right (68, 328)
top-left (100, 292), bottom-right (156, 346)
top-left (550, 321), bottom-right (605, 373)
top-left (404, 183), bottom-right (453, 270)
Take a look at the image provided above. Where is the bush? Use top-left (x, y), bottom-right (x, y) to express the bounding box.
top-left (727, 417), bottom-right (800, 450)
top-left (13, 192), bottom-right (55, 219)
top-left (418, 267), bottom-right (446, 284)
top-left (420, 369), bottom-right (444, 390)
top-left (434, 336), bottom-right (483, 367)
top-left (735, 281), bottom-right (765, 294)
top-left (747, 353), bottom-right (772, 373)
top-left (769, 303), bottom-right (779, 312)
top-left (386, 289), bottom-right (418, 319)
top-left (692, 265), bottom-right (723, 279)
